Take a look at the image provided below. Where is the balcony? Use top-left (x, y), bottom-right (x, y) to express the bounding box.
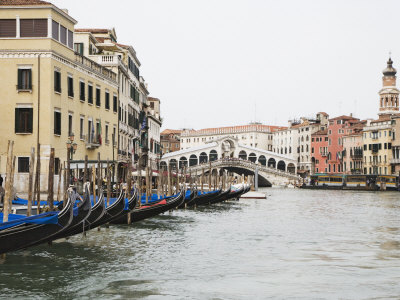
top-left (350, 154), bottom-right (363, 160)
top-left (391, 158), bottom-right (400, 164)
top-left (85, 134), bottom-right (100, 149)
top-left (88, 54), bottom-right (129, 76)
top-left (320, 151), bottom-right (328, 157)
top-left (75, 53), bottom-right (117, 82)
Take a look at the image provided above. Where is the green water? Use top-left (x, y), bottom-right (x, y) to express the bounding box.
top-left (1, 188), bottom-right (400, 299)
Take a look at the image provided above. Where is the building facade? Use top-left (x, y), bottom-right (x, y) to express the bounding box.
top-left (160, 129), bottom-right (182, 154)
top-left (311, 129), bottom-right (328, 174)
top-left (180, 124), bottom-right (283, 152)
top-left (147, 97), bottom-right (162, 168)
top-left (0, 1), bottom-right (118, 192)
top-left (342, 122), bottom-right (365, 174)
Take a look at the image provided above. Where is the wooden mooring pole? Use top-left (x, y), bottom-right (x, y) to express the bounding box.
top-left (27, 147), bottom-right (35, 216)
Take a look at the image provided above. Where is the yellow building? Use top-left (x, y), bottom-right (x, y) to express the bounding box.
top-left (0, 0), bottom-right (118, 192)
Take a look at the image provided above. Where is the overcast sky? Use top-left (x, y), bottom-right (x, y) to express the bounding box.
top-left (54, 0), bottom-right (400, 130)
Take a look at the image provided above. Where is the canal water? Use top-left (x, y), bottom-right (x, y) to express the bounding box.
top-left (1, 188), bottom-right (400, 299)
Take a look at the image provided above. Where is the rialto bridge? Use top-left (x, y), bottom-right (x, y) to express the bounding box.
top-left (160, 137), bottom-right (300, 187)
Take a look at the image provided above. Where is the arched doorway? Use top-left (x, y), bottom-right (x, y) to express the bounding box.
top-left (160, 161), bottom-right (167, 171)
top-left (268, 158), bottom-right (276, 168)
top-left (179, 157), bottom-right (188, 169)
top-left (209, 150), bottom-right (218, 161)
top-left (258, 155), bottom-right (266, 166)
top-left (287, 163), bottom-right (296, 174)
top-left (248, 153), bottom-right (257, 163)
top-left (277, 160), bottom-right (286, 171)
top-left (199, 152), bottom-right (208, 164)
top-left (189, 154), bottom-right (198, 166)
top-left (239, 150), bottom-right (247, 160)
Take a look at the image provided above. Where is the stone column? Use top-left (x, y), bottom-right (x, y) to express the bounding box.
top-left (47, 15), bottom-right (52, 38)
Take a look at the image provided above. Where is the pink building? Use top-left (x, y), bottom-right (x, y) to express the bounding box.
top-left (311, 129), bottom-right (328, 174)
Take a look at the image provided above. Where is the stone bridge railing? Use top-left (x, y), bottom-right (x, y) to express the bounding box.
top-left (186, 158), bottom-right (300, 180)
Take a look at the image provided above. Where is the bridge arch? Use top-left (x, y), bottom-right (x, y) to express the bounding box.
top-left (258, 155), bottom-right (266, 166)
top-left (189, 154), bottom-right (198, 166)
top-left (221, 139), bottom-right (235, 157)
top-left (199, 152), bottom-right (208, 164)
top-left (179, 156), bottom-right (188, 169)
top-left (160, 161), bottom-right (167, 170)
top-left (169, 159), bottom-right (177, 170)
top-left (239, 150), bottom-right (247, 160)
top-left (277, 160), bottom-right (286, 171)
top-left (209, 150), bottom-right (218, 161)
top-left (248, 153), bottom-right (257, 163)
top-left (268, 158), bottom-right (276, 168)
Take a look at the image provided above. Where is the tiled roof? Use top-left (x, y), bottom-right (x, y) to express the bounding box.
top-left (181, 124), bottom-right (285, 136)
top-left (312, 129), bottom-right (328, 136)
top-left (0, 0), bottom-right (51, 5)
top-left (329, 115), bottom-right (359, 121)
top-left (75, 28), bottom-right (110, 33)
top-left (161, 129), bottom-right (183, 135)
top-left (318, 112), bottom-right (329, 116)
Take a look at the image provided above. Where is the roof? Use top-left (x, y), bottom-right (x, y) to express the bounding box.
top-left (318, 112), bottom-right (329, 116)
top-left (162, 142), bottom-right (218, 159)
top-left (161, 129), bottom-right (183, 135)
top-left (75, 28), bottom-right (110, 34)
top-left (312, 129), bottom-right (328, 136)
top-left (181, 124), bottom-right (285, 136)
top-left (329, 115), bottom-right (359, 121)
top-left (148, 97), bottom-right (160, 102)
top-left (0, 0), bottom-right (51, 5)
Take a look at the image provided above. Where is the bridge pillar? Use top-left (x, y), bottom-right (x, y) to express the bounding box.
top-left (254, 166), bottom-right (258, 191)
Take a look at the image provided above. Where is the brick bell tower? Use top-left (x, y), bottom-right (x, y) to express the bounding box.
top-left (379, 57), bottom-right (400, 115)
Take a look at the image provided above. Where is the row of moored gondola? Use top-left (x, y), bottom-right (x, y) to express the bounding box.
top-left (0, 183), bottom-right (250, 254)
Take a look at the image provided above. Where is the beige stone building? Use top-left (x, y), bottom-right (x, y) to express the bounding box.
top-left (342, 122), bottom-right (365, 174)
top-left (0, 1), bottom-right (118, 192)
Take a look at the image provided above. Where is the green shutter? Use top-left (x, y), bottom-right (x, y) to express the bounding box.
top-left (15, 108), bottom-right (19, 133)
top-left (17, 69), bottom-right (22, 89)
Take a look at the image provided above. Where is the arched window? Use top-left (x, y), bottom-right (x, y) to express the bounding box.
top-left (189, 154), bottom-right (198, 166)
top-left (209, 150), bottom-right (218, 161)
top-left (239, 150), bottom-right (247, 160)
top-left (268, 158), bottom-right (276, 168)
top-left (199, 152), bottom-right (208, 164)
top-left (258, 155), bottom-right (266, 166)
top-left (169, 159), bottom-right (178, 170)
top-left (179, 157), bottom-right (188, 169)
top-left (289, 147), bottom-right (292, 154)
top-left (248, 153), bottom-right (257, 163)
top-left (277, 160), bottom-right (286, 171)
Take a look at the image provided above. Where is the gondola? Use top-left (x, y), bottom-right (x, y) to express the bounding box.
top-left (107, 188), bottom-right (138, 224)
top-left (61, 186), bottom-right (106, 237)
top-left (188, 189), bottom-right (221, 207)
top-left (209, 188), bottom-right (232, 205)
top-left (226, 186), bottom-right (245, 200)
top-left (130, 190), bottom-right (185, 223)
top-left (31, 185), bottom-right (93, 244)
top-left (87, 189), bottom-right (125, 229)
top-left (0, 194), bottom-right (73, 255)
top-left (178, 190), bottom-right (196, 209)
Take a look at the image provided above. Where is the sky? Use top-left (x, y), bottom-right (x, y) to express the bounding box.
top-left (53, 0), bottom-right (400, 130)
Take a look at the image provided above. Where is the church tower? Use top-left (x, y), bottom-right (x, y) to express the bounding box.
top-left (379, 57), bottom-right (400, 115)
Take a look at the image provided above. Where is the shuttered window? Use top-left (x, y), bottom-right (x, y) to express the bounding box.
top-left (0, 19), bottom-right (16, 37)
top-left (17, 69), bottom-right (32, 90)
top-left (54, 111), bottom-right (61, 135)
top-left (105, 91), bottom-right (110, 110)
top-left (20, 19), bottom-right (47, 37)
top-left (113, 95), bottom-right (117, 112)
top-left (18, 157), bottom-right (30, 173)
top-left (68, 30), bottom-right (73, 48)
top-left (15, 108), bottom-right (33, 133)
top-left (54, 158), bottom-right (60, 175)
top-left (54, 70), bottom-right (61, 93)
top-left (88, 85), bottom-right (93, 104)
top-left (80, 81), bottom-right (85, 101)
top-left (60, 25), bottom-right (67, 45)
top-left (52, 20), bottom-right (59, 40)
top-left (96, 87), bottom-right (101, 107)
top-left (67, 76), bottom-right (74, 97)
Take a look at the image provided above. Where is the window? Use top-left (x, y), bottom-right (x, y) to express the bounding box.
top-left (15, 108), bottom-right (33, 133)
top-left (105, 124), bottom-right (109, 144)
top-left (0, 19), bottom-right (17, 37)
top-left (18, 157), bottom-right (29, 173)
top-left (67, 76), bottom-right (74, 97)
top-left (68, 114), bottom-right (73, 136)
top-left (74, 43), bottom-right (84, 55)
top-left (79, 81), bottom-right (85, 101)
top-left (54, 70), bottom-right (61, 93)
top-left (68, 30), bottom-right (73, 49)
top-left (54, 111), bottom-right (61, 135)
top-left (113, 126), bottom-right (117, 146)
top-left (52, 20), bottom-right (59, 40)
top-left (20, 19), bottom-right (47, 37)
top-left (105, 91), bottom-right (110, 110)
top-left (17, 68), bottom-right (32, 90)
top-left (60, 25), bottom-right (67, 45)
top-left (54, 157), bottom-right (60, 175)
top-left (80, 116), bottom-right (84, 140)
top-left (113, 95), bottom-right (118, 112)
top-left (96, 87), bottom-right (101, 106)
top-left (88, 84), bottom-right (93, 104)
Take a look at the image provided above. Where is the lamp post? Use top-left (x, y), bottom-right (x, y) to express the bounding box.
top-left (66, 133), bottom-right (78, 185)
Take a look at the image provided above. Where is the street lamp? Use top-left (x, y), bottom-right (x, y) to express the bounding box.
top-left (66, 133), bottom-right (78, 160)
